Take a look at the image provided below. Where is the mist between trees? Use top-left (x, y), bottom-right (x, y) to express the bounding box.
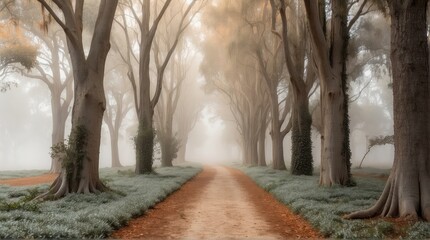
top-left (0, 0), bottom-right (428, 221)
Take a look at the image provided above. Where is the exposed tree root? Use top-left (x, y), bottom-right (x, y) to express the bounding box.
top-left (345, 174), bottom-right (428, 221)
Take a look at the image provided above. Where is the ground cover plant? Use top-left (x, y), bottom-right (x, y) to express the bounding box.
top-left (239, 166), bottom-right (430, 239)
top-left (0, 166), bottom-right (201, 238)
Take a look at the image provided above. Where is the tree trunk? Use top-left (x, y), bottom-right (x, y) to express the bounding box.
top-left (290, 94), bottom-right (313, 175)
top-left (176, 136), bottom-right (187, 163)
top-left (50, 92), bottom-right (66, 173)
top-left (250, 135), bottom-right (258, 166)
top-left (347, 0), bottom-right (430, 221)
top-left (43, 71), bottom-right (109, 198)
top-left (110, 131), bottom-right (122, 168)
top-left (270, 106), bottom-right (286, 170)
top-left (258, 124), bottom-right (267, 167)
top-left (319, 79), bottom-right (349, 185)
top-left (304, 0), bottom-right (351, 186)
top-left (38, 0), bottom-right (118, 198)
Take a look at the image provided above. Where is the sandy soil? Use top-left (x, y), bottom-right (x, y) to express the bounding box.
top-left (112, 166), bottom-right (321, 239)
top-left (0, 174), bottom-right (57, 186)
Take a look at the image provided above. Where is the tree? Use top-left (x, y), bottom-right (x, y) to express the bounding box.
top-left (270, 0), bottom-right (317, 175)
top-left (303, 0), bottom-right (371, 186)
top-left (37, 0), bottom-right (118, 198)
top-left (347, 0), bottom-right (429, 221)
top-left (103, 68), bottom-right (133, 168)
top-left (154, 45), bottom-right (189, 167)
top-left (21, 24), bottom-right (73, 173)
top-left (0, 19), bottom-right (38, 91)
top-left (200, 1), bottom-right (272, 167)
top-left (114, 0), bottom-right (201, 173)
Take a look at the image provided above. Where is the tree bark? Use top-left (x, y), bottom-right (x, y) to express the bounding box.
top-left (276, 0), bottom-right (313, 175)
top-left (258, 123), bottom-right (267, 167)
top-left (304, 0), bottom-right (351, 186)
top-left (176, 136), bottom-right (187, 163)
top-left (110, 131), bottom-right (122, 168)
top-left (38, 0), bottom-right (118, 198)
top-left (270, 96), bottom-right (286, 170)
top-left (347, 0), bottom-right (430, 221)
top-left (290, 94), bottom-right (313, 175)
top-left (50, 90), bottom-right (66, 173)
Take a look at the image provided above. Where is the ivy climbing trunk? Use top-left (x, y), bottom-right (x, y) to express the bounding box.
top-left (347, 0), bottom-right (430, 221)
top-left (276, 0), bottom-right (313, 175)
top-left (135, 0), bottom-right (155, 174)
top-left (37, 0), bottom-right (119, 198)
top-left (290, 94), bottom-right (313, 175)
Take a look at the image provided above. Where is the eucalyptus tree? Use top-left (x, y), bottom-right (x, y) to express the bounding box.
top-left (114, 0), bottom-right (202, 174)
top-left (201, 0), bottom-right (271, 166)
top-left (103, 67), bottom-right (133, 168)
top-left (268, 0), bottom-right (319, 174)
top-left (347, 0), bottom-right (430, 222)
top-left (174, 80), bottom-right (205, 163)
top-left (0, 14), bottom-right (38, 91)
top-left (303, 0), bottom-right (376, 186)
top-left (21, 24), bottom-right (73, 173)
top-left (154, 44), bottom-right (190, 167)
top-left (36, 0), bottom-right (118, 197)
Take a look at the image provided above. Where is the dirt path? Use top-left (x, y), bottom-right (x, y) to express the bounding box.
top-left (112, 166), bottom-right (321, 239)
top-left (0, 174), bottom-right (57, 186)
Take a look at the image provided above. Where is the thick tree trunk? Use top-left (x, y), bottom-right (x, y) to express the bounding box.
top-left (110, 131), bottom-right (122, 168)
top-left (347, 0), bottom-right (430, 221)
top-left (319, 80), bottom-right (349, 185)
top-left (304, 0), bottom-right (351, 186)
top-left (290, 94), bottom-right (313, 175)
top-left (258, 125), bottom-right (267, 167)
top-left (42, 72), bottom-right (109, 198)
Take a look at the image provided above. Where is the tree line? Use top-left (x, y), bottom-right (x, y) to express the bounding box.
top-left (0, 0), bottom-right (428, 221)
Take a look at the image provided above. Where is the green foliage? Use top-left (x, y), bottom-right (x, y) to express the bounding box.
top-left (368, 135), bottom-right (394, 149)
top-left (51, 126), bottom-right (88, 183)
top-left (0, 42), bottom-right (38, 70)
top-left (134, 121), bottom-right (155, 173)
top-left (405, 222), bottom-right (430, 239)
top-left (290, 108), bottom-right (313, 176)
top-left (0, 188), bottom-right (42, 212)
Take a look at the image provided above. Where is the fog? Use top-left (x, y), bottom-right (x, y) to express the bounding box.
top-left (0, 0), bottom-right (395, 172)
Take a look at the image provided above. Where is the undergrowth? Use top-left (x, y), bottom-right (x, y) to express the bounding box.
top-left (239, 166), bottom-right (430, 239)
top-left (0, 165), bottom-right (201, 238)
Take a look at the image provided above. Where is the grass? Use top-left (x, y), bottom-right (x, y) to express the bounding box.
top-left (239, 166), bottom-right (430, 239)
top-left (0, 165), bottom-right (201, 239)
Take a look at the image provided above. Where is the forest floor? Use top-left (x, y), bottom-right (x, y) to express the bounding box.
top-left (111, 166), bottom-right (321, 239)
top-left (0, 173), bottom-right (57, 186)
